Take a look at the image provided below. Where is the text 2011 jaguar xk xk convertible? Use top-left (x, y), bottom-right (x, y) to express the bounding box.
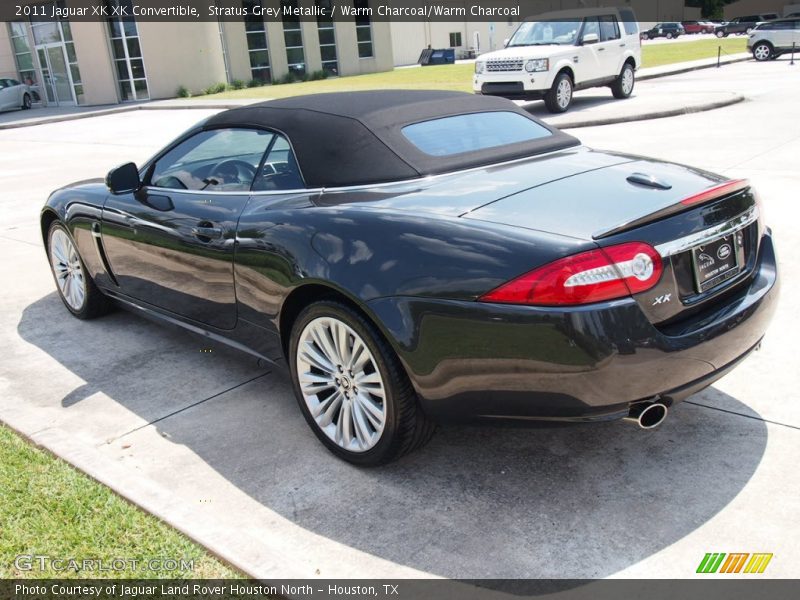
top-left (42, 91), bottom-right (778, 465)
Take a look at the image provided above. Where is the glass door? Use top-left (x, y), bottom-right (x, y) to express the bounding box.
top-left (37, 44), bottom-right (75, 106)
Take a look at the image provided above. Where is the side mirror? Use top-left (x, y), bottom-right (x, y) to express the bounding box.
top-left (582, 33), bottom-right (599, 45)
top-left (106, 162), bottom-right (141, 194)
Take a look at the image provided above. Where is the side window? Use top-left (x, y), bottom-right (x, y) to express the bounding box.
top-left (252, 134), bottom-right (305, 191)
top-left (582, 17), bottom-right (600, 40)
top-left (599, 15), bottom-right (620, 41)
top-left (619, 9), bottom-right (638, 34)
top-left (150, 128), bottom-right (274, 192)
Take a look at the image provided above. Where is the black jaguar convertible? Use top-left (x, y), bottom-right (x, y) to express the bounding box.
top-left (41, 90), bottom-right (778, 465)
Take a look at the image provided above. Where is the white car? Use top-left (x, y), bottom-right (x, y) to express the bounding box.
top-left (0, 78), bottom-right (33, 112)
top-left (473, 7), bottom-right (642, 113)
top-left (748, 18), bottom-right (800, 61)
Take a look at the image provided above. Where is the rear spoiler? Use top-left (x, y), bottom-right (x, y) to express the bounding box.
top-left (592, 179), bottom-right (751, 240)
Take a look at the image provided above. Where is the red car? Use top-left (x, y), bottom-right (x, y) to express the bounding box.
top-left (682, 20), bottom-right (715, 34)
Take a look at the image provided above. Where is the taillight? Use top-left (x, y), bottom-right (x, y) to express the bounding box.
top-left (479, 242), bottom-right (663, 306)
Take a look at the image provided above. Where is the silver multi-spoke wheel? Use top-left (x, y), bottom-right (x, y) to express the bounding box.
top-left (754, 44), bottom-right (771, 61)
top-left (556, 78), bottom-right (572, 110)
top-left (50, 228), bottom-right (86, 311)
top-left (621, 68), bottom-right (634, 95)
top-left (296, 316), bottom-right (386, 453)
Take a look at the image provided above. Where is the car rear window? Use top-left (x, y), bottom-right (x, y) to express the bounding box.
top-left (401, 111), bottom-right (552, 157)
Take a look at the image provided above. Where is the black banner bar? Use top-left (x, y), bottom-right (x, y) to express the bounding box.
top-left (3, 0), bottom-right (682, 23)
top-left (1, 580), bottom-right (799, 600)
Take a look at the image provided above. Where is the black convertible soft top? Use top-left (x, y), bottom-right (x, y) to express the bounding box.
top-left (204, 90), bottom-right (580, 188)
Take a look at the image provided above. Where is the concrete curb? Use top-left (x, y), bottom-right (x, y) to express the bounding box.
top-left (638, 53), bottom-right (752, 81)
top-left (553, 93), bottom-right (746, 130)
top-left (0, 54), bottom-right (754, 131)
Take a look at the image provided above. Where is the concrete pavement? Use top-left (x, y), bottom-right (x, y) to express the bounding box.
top-left (1, 58), bottom-right (799, 579)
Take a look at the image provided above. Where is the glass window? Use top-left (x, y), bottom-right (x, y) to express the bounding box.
top-left (106, 0), bottom-right (149, 101)
top-left (243, 0), bottom-right (271, 83)
top-left (581, 18), bottom-right (600, 41)
top-left (151, 129), bottom-right (276, 192)
top-left (509, 19), bottom-right (583, 46)
top-left (599, 16), bottom-right (620, 41)
top-left (402, 112), bottom-right (552, 157)
top-left (449, 32), bottom-right (462, 47)
top-left (316, 0), bottom-right (338, 76)
top-left (253, 135), bottom-right (305, 191)
top-left (282, 0), bottom-right (306, 76)
top-left (354, 0), bottom-right (373, 58)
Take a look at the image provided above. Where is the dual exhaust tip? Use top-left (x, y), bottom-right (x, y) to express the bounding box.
top-left (624, 401), bottom-right (668, 429)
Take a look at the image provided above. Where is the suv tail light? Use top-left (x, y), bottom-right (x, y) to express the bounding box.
top-left (479, 242), bottom-right (663, 306)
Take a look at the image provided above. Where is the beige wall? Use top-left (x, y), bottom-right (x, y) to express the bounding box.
top-left (136, 22), bottom-right (228, 98)
top-left (0, 24), bottom-right (16, 79)
top-left (69, 21), bottom-right (118, 105)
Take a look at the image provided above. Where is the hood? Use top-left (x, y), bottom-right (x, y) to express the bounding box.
top-left (479, 44), bottom-right (572, 61)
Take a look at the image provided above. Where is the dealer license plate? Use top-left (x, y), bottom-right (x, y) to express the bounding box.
top-left (691, 233), bottom-right (741, 293)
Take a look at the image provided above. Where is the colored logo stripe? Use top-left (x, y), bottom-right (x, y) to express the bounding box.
top-left (744, 553), bottom-right (773, 574)
top-left (696, 552), bottom-right (773, 574)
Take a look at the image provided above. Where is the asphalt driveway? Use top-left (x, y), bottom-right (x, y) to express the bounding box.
top-left (1, 60), bottom-right (798, 579)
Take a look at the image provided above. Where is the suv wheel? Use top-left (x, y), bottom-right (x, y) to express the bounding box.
top-left (716, 30), bottom-right (726, 38)
top-left (22, 93), bottom-right (32, 110)
top-left (641, 33), bottom-right (649, 40)
top-left (545, 72), bottom-right (573, 113)
top-left (753, 42), bottom-right (773, 61)
top-left (666, 32), bottom-right (674, 39)
top-left (612, 63), bottom-right (635, 99)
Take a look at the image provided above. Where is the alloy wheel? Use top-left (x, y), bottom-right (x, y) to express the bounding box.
top-left (557, 78), bottom-right (572, 110)
top-left (50, 228), bottom-right (86, 311)
top-left (296, 316), bottom-right (387, 452)
top-left (754, 44), bottom-right (771, 61)
top-left (622, 67), bottom-right (634, 95)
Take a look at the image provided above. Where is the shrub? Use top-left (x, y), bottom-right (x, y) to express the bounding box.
top-left (230, 79), bottom-right (246, 90)
top-left (247, 78), bottom-right (264, 88)
top-left (308, 70), bottom-right (329, 81)
top-left (176, 85), bottom-right (191, 98)
top-left (203, 82), bottom-right (228, 95)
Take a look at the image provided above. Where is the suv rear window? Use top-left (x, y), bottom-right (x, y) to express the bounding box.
top-left (402, 112), bottom-right (552, 156)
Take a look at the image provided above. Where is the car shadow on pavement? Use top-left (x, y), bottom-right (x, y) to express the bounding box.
top-left (521, 94), bottom-right (625, 119)
top-left (18, 292), bottom-right (767, 579)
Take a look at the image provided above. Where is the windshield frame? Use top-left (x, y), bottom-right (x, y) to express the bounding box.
top-left (506, 18), bottom-right (587, 48)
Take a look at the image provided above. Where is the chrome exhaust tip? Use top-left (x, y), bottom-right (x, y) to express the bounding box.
top-left (624, 401), bottom-right (668, 429)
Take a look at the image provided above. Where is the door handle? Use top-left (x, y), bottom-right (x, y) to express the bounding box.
top-left (192, 225), bottom-right (223, 240)
top-left (620, 43), bottom-right (626, 47)
top-left (597, 47), bottom-right (606, 51)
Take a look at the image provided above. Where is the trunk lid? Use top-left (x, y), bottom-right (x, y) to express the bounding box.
top-left (464, 153), bottom-right (762, 327)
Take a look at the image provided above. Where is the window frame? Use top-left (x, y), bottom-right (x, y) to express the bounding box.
top-left (144, 126), bottom-right (308, 194)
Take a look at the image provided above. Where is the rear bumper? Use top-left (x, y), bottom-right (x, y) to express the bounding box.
top-left (367, 231), bottom-right (778, 422)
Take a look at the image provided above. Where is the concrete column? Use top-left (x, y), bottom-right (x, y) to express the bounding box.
top-left (69, 20), bottom-right (118, 105)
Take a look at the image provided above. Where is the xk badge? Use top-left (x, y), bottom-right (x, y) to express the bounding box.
top-left (653, 294), bottom-right (672, 306)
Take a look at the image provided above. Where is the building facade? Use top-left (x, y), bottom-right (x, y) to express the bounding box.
top-left (1, 0), bottom-right (690, 108)
top-left (0, 0), bottom-right (393, 106)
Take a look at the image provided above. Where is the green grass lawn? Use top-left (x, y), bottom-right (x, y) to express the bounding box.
top-left (0, 424), bottom-right (241, 579)
top-left (642, 37), bottom-right (747, 68)
top-left (200, 37), bottom-right (748, 101)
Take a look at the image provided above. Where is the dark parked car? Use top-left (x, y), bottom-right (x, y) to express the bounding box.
top-left (641, 22), bottom-right (685, 39)
top-left (41, 91), bottom-right (779, 465)
top-left (715, 14), bottom-right (779, 36)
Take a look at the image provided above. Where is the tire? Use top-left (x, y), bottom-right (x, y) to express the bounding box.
top-left (22, 93), bottom-right (32, 110)
top-left (666, 32), bottom-right (674, 39)
top-left (641, 33), bottom-right (649, 40)
top-left (753, 42), bottom-right (773, 61)
top-left (716, 30), bottom-right (726, 38)
top-left (544, 72), bottom-right (573, 113)
top-left (289, 300), bottom-right (435, 466)
top-left (46, 222), bottom-right (112, 319)
top-left (611, 62), bottom-right (635, 99)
